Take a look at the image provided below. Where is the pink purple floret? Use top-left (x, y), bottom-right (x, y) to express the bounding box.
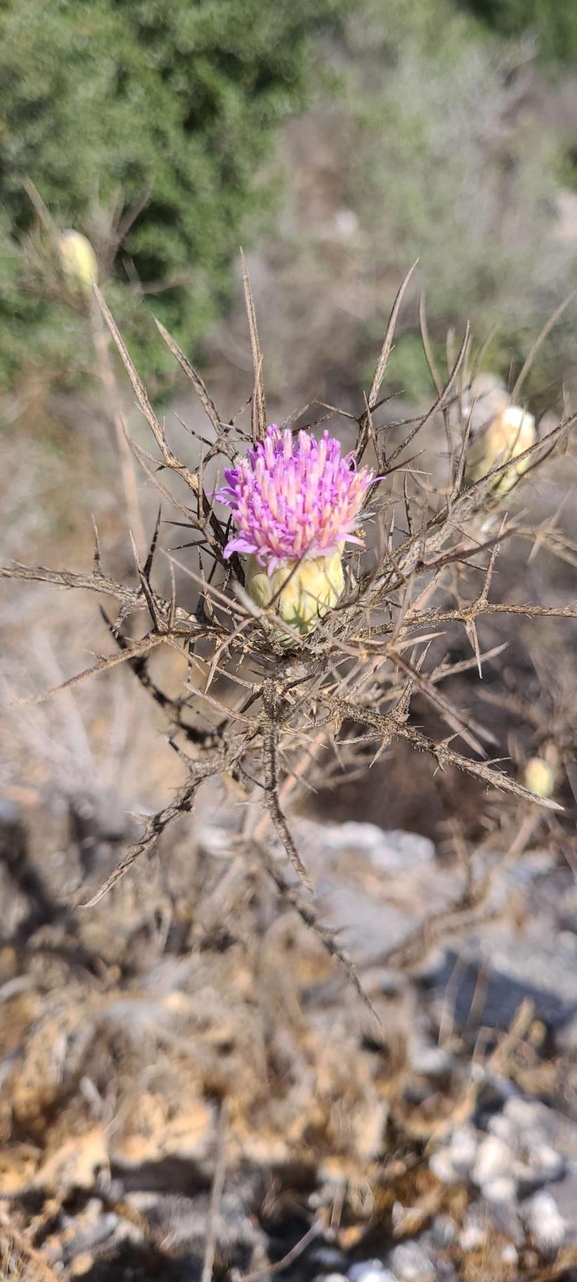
top-left (216, 425), bottom-right (374, 574)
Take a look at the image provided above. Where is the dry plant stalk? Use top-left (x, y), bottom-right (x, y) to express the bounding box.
top-left (2, 267), bottom-right (575, 1011)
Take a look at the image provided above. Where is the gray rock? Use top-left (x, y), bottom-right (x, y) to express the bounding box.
top-left (435, 1266), bottom-right (459, 1282)
top-left (319, 881), bottom-right (417, 962)
top-left (521, 1190), bottom-right (566, 1253)
top-left (430, 1215), bottom-right (457, 1248)
top-left (423, 852), bottom-right (577, 1035)
top-left (503, 1098), bottom-right (577, 1164)
top-left (297, 821), bottom-right (435, 872)
top-left (365, 829), bottom-right (436, 873)
top-left (387, 1242), bottom-right (435, 1282)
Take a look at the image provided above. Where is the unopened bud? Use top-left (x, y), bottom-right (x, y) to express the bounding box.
top-left (466, 406), bottom-right (536, 497)
top-left (523, 756), bottom-right (555, 799)
top-left (57, 230), bottom-right (98, 298)
top-left (246, 549), bottom-right (345, 645)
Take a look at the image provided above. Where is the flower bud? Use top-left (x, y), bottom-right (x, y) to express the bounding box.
top-left (246, 550), bottom-right (345, 644)
top-left (523, 756), bottom-right (555, 799)
top-left (466, 406), bottom-right (536, 497)
top-left (57, 230), bottom-right (98, 298)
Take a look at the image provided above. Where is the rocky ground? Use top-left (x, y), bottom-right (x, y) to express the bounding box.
top-left (1, 775), bottom-right (577, 1281)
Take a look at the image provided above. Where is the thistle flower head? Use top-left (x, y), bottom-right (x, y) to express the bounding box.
top-left (217, 425), bottom-right (374, 573)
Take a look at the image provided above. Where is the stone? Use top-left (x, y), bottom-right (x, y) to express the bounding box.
top-left (364, 829), bottom-right (436, 873)
top-left (309, 1246), bottom-right (348, 1274)
top-left (502, 1098), bottom-right (577, 1169)
top-left (387, 1242), bottom-right (435, 1282)
top-left (459, 1222), bottom-right (486, 1253)
top-left (522, 1190), bottom-right (566, 1253)
top-left (472, 1136), bottom-right (513, 1189)
top-left (435, 1266), bottom-right (459, 1282)
top-left (430, 1125), bottom-right (478, 1184)
top-left (348, 1261), bottom-right (395, 1282)
top-left (409, 1043), bottom-right (453, 1078)
top-left (429, 1147), bottom-right (462, 1185)
top-left (447, 1125), bottom-right (479, 1175)
top-left (430, 1215), bottom-right (457, 1248)
top-left (483, 1176), bottom-right (518, 1205)
top-left (296, 821), bottom-right (435, 872)
top-left (514, 1143), bottom-right (565, 1191)
top-left (488, 1113), bottom-right (514, 1142)
top-left (543, 1166), bottom-right (577, 1240)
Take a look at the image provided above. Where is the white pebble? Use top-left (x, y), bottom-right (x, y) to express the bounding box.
top-left (488, 1113), bottom-right (513, 1141)
top-left (504, 1098), bottom-right (541, 1129)
top-left (430, 1125), bottom-right (478, 1184)
top-left (459, 1223), bottom-right (486, 1253)
top-left (526, 1143), bottom-right (565, 1184)
top-left (348, 1262), bottom-right (395, 1282)
top-left (388, 1242), bottom-right (435, 1281)
top-left (483, 1175), bottom-right (518, 1204)
top-left (410, 1044), bottom-right (453, 1077)
top-left (501, 1244), bottom-right (518, 1266)
top-left (429, 1147), bottom-right (461, 1185)
top-left (473, 1136), bottom-right (513, 1188)
top-left (523, 1190), bottom-right (566, 1252)
top-left (450, 1126), bottom-right (479, 1172)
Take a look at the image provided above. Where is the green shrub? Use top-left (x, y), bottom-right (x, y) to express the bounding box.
top-left (340, 0), bottom-right (577, 407)
top-left (456, 0), bottom-right (577, 68)
top-left (0, 0), bottom-right (352, 392)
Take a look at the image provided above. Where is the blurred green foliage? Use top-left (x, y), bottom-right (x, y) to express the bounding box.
top-left (342, 0), bottom-right (577, 409)
top-left (2, 0), bottom-right (577, 406)
top-left (0, 0), bottom-right (351, 391)
top-left (457, 0), bottom-right (577, 68)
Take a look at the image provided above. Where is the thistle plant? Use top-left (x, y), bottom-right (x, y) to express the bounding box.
top-left (3, 261), bottom-right (576, 1013)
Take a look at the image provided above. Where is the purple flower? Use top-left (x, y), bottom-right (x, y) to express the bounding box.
top-left (216, 425), bottom-right (374, 574)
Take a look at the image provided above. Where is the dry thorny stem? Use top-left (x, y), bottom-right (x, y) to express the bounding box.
top-left (2, 266), bottom-right (576, 1016)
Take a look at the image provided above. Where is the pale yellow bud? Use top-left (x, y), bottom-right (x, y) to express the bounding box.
top-left (466, 406), bottom-right (536, 497)
top-left (523, 756), bottom-right (555, 799)
top-left (57, 230), bottom-right (98, 298)
top-left (246, 549), bottom-right (345, 645)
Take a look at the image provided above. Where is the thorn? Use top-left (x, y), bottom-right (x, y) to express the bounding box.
top-left (143, 505), bottom-right (163, 581)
